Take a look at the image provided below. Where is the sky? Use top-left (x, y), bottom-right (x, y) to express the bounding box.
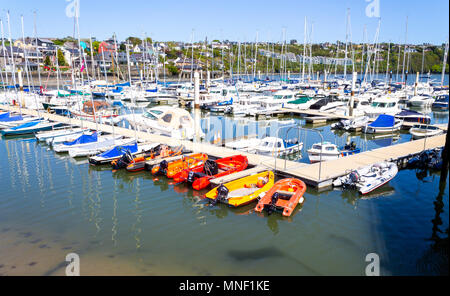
top-left (0, 0), bottom-right (448, 44)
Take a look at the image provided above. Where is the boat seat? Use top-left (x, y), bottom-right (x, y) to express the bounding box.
top-left (275, 190), bottom-right (294, 200)
top-left (228, 187), bottom-right (259, 198)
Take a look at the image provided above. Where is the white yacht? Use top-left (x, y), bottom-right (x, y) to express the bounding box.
top-left (363, 96), bottom-right (401, 118)
top-left (123, 106), bottom-right (204, 140)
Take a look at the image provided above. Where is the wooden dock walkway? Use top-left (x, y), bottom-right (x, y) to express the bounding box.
top-left (277, 134), bottom-right (446, 188)
top-left (1, 105), bottom-right (446, 189)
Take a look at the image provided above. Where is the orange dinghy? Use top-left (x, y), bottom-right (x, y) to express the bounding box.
top-left (172, 155), bottom-right (249, 190)
top-left (151, 153), bottom-right (208, 178)
top-left (254, 178), bottom-right (306, 217)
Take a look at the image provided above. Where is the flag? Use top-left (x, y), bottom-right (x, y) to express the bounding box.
top-left (80, 60), bottom-right (85, 73)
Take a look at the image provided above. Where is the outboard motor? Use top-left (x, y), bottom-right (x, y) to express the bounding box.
top-left (204, 160), bottom-right (219, 176)
top-left (211, 184), bottom-right (229, 206)
top-left (112, 150), bottom-right (133, 170)
top-left (156, 160), bottom-right (169, 175)
top-left (187, 171), bottom-right (196, 183)
top-left (266, 192), bottom-right (279, 215)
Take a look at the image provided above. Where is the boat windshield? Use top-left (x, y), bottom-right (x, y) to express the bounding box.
top-left (143, 112), bottom-right (158, 120)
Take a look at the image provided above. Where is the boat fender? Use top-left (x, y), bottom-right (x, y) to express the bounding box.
top-left (299, 197), bottom-right (304, 204)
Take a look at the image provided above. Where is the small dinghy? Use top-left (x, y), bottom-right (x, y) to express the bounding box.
top-left (35, 127), bottom-right (88, 142)
top-left (46, 130), bottom-right (94, 145)
top-left (205, 171), bottom-right (274, 207)
top-left (68, 137), bottom-right (130, 158)
top-left (88, 142), bottom-right (159, 165)
top-left (0, 120), bottom-right (62, 136)
top-left (0, 114), bottom-right (38, 129)
top-left (332, 162), bottom-right (398, 195)
top-left (254, 178), bottom-right (306, 216)
top-left (172, 155), bottom-right (248, 190)
top-left (331, 116), bottom-right (370, 131)
top-left (362, 114), bottom-right (402, 134)
top-left (118, 144), bottom-right (184, 172)
top-left (407, 148), bottom-right (443, 170)
top-left (409, 124), bottom-right (444, 139)
top-left (53, 132), bottom-right (100, 152)
top-left (151, 153), bottom-right (208, 178)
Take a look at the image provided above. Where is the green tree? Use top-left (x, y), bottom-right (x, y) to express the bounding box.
top-left (167, 63), bottom-right (179, 76)
top-left (57, 49), bottom-right (66, 66)
top-left (92, 41), bottom-right (100, 54)
top-left (44, 55), bottom-right (51, 66)
top-left (126, 36), bottom-right (142, 47)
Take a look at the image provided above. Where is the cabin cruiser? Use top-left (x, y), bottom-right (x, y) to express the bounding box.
top-left (307, 141), bottom-right (360, 163)
top-left (309, 98), bottom-right (347, 113)
top-left (69, 100), bottom-right (119, 123)
top-left (123, 106), bottom-right (204, 140)
top-left (255, 137), bottom-right (303, 157)
top-left (408, 95), bottom-right (435, 107)
top-left (394, 109), bottom-right (430, 124)
top-left (432, 94), bottom-right (449, 110)
top-left (363, 96), bottom-right (401, 118)
top-left (285, 96), bottom-right (316, 110)
top-left (333, 100), bottom-right (371, 117)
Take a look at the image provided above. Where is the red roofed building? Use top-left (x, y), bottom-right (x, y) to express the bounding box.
top-left (98, 41), bottom-right (116, 54)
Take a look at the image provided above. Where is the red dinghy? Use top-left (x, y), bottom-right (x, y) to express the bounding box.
top-left (172, 155), bottom-right (248, 190)
top-left (254, 178), bottom-right (306, 217)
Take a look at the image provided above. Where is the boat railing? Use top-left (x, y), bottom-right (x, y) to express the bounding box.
top-left (274, 124), bottom-right (325, 181)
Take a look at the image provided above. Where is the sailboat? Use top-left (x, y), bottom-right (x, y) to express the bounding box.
top-left (0, 120), bottom-right (62, 136)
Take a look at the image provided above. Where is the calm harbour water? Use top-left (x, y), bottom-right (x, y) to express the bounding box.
top-left (0, 74), bottom-right (449, 275)
top-left (0, 107), bottom-right (448, 275)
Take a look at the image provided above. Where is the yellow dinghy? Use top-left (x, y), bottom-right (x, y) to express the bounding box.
top-left (205, 171), bottom-right (274, 207)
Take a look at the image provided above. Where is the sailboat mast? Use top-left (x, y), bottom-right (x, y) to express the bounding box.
top-left (33, 11), bottom-right (42, 87)
top-left (344, 8), bottom-right (349, 78)
top-left (401, 16), bottom-right (408, 85)
top-left (441, 38), bottom-right (449, 86)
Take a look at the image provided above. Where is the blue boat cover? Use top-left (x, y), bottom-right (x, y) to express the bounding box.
top-left (369, 114), bottom-right (395, 128)
top-left (0, 115), bottom-right (24, 122)
top-left (0, 112), bottom-right (10, 119)
top-left (10, 120), bottom-right (40, 130)
top-left (217, 97), bottom-right (233, 106)
top-left (96, 142), bottom-right (137, 159)
top-left (63, 132), bottom-right (98, 146)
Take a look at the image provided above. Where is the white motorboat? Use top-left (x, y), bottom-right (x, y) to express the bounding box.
top-left (224, 138), bottom-right (262, 152)
top-left (68, 137), bottom-right (133, 158)
top-left (0, 120), bottom-right (62, 136)
top-left (307, 141), bottom-right (361, 163)
top-left (123, 106), bottom-right (204, 140)
top-left (409, 124), bottom-right (444, 139)
top-left (362, 114), bottom-right (403, 134)
top-left (408, 95), bottom-right (435, 107)
top-left (47, 130), bottom-right (96, 145)
top-left (332, 162), bottom-right (398, 195)
top-left (255, 137), bottom-right (303, 157)
top-left (331, 116), bottom-right (370, 131)
top-left (364, 96), bottom-right (401, 118)
top-left (35, 127), bottom-right (88, 142)
top-left (53, 133), bottom-right (121, 153)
